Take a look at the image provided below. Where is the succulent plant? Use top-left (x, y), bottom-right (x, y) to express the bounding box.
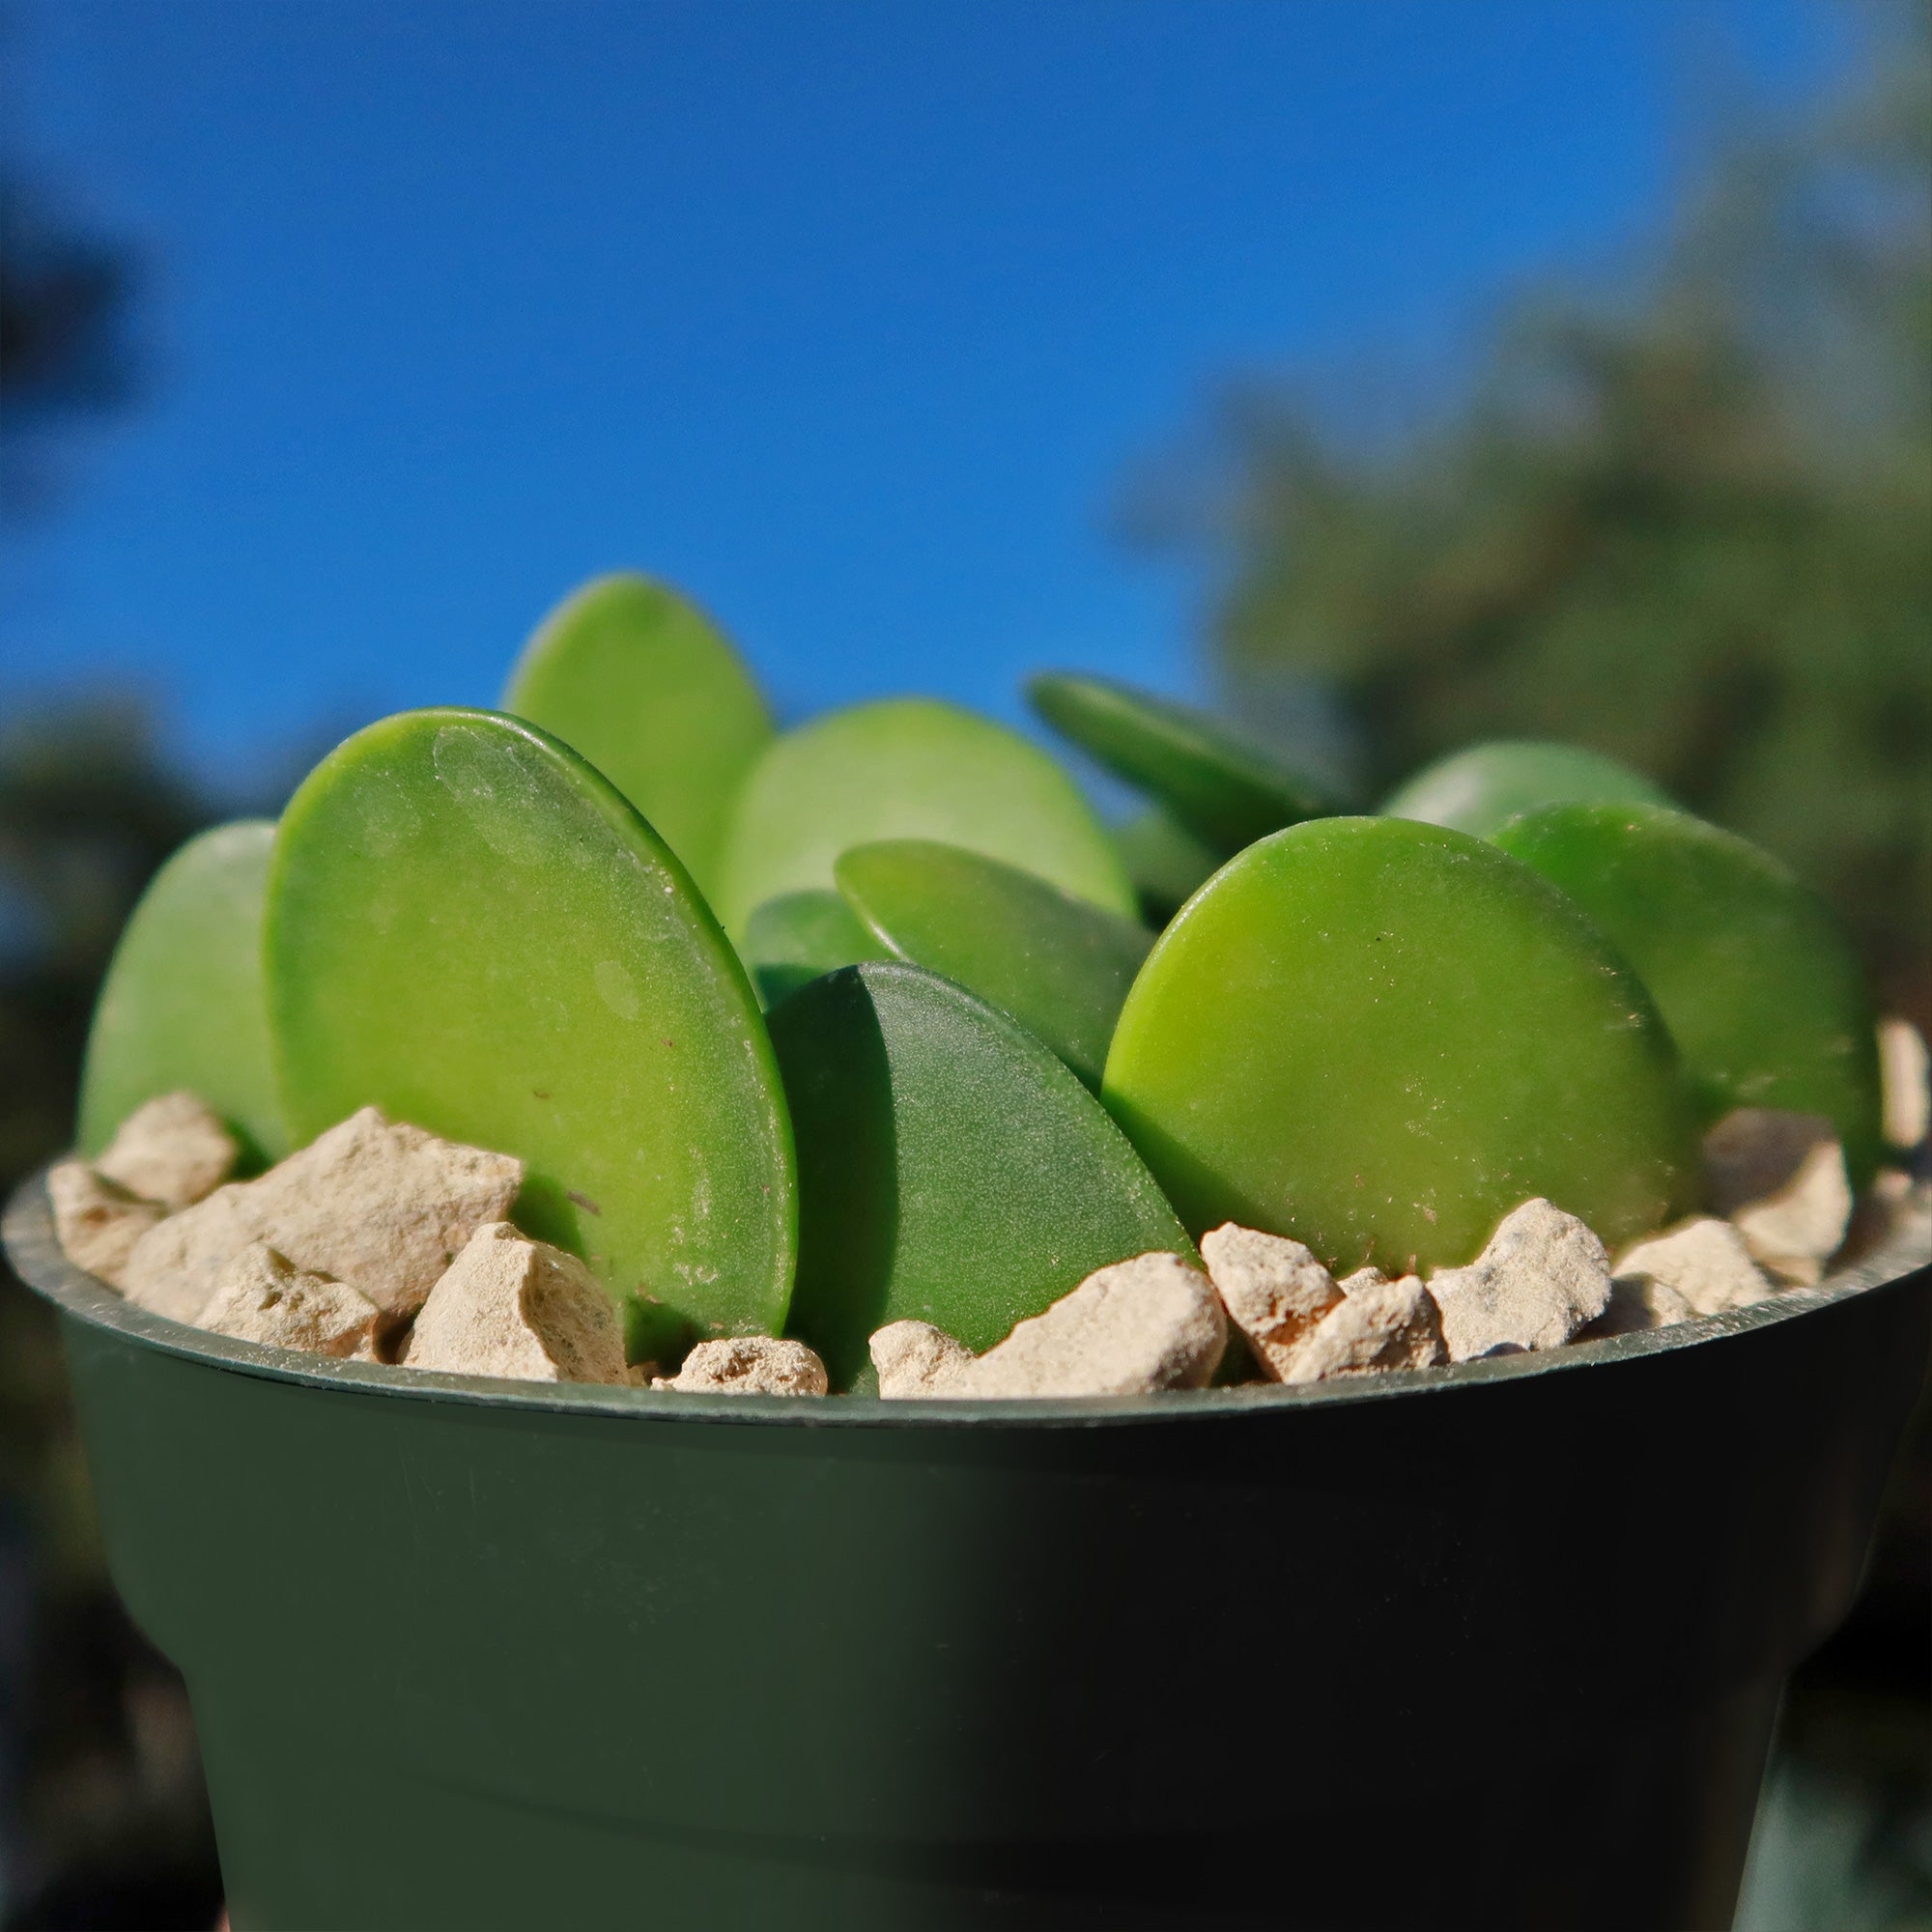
top-left (1102, 816), bottom-right (1697, 1273)
top-left (716, 696), bottom-right (1134, 939)
top-left (266, 707), bottom-right (795, 1350)
top-left (769, 961), bottom-right (1187, 1389)
top-left (833, 838), bottom-right (1152, 1094)
top-left (78, 819), bottom-right (288, 1169)
top-left (78, 569), bottom-right (1891, 1375)
top-left (500, 573), bottom-right (773, 905)
top-left (1380, 739), bottom-right (1671, 839)
top-left (1027, 669), bottom-right (1339, 853)
top-left (1494, 801), bottom-right (1882, 1184)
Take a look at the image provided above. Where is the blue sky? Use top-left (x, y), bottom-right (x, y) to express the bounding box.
top-left (5, 0), bottom-right (1844, 794)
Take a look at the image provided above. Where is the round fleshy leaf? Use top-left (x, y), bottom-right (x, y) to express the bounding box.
top-left (1381, 740), bottom-right (1669, 839)
top-left (500, 573), bottom-right (773, 904)
top-left (1027, 671), bottom-right (1338, 852)
top-left (79, 820), bottom-right (287, 1169)
top-left (715, 697), bottom-right (1134, 938)
top-left (1493, 802), bottom-right (1882, 1184)
top-left (266, 708), bottom-right (795, 1344)
top-left (1112, 807), bottom-right (1223, 926)
top-left (741, 890), bottom-right (888, 1010)
top-left (1103, 816), bottom-right (1696, 1274)
top-left (835, 839), bottom-right (1152, 1092)
top-left (768, 962), bottom-right (1190, 1389)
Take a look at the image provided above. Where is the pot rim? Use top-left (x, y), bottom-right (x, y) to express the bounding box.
top-left (8, 1166), bottom-right (1927, 1433)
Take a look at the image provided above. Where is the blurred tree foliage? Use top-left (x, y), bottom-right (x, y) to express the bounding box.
top-left (0, 170), bottom-right (141, 514)
top-left (1151, 1), bottom-right (1932, 1020)
top-left (0, 177), bottom-right (137, 408)
top-left (0, 145), bottom-right (195, 1548)
top-left (0, 705), bottom-right (210, 1213)
top-left (1, 143), bottom-right (225, 1923)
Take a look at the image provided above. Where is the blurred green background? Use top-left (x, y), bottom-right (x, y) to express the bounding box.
top-left (1, 2), bottom-right (1926, 1925)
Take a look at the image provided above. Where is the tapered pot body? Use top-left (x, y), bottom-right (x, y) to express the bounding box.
top-left (8, 1177), bottom-right (1927, 1931)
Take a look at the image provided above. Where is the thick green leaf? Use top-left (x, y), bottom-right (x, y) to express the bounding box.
top-left (1494, 802), bottom-right (1882, 1184)
top-left (1103, 816), bottom-right (1696, 1273)
top-left (715, 697), bottom-right (1134, 938)
top-left (1027, 671), bottom-right (1338, 852)
top-left (741, 890), bottom-right (888, 1009)
top-left (768, 961), bottom-right (1190, 1389)
top-left (1382, 739), bottom-right (1669, 838)
top-left (266, 708), bottom-right (795, 1346)
top-left (500, 573), bottom-right (773, 904)
top-left (78, 820), bottom-right (287, 1169)
top-left (836, 839), bottom-right (1152, 1092)
top-left (1112, 807), bottom-right (1223, 925)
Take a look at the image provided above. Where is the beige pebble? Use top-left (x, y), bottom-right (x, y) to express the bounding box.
top-left (46, 1161), bottom-right (164, 1290)
top-left (1279, 1274), bottom-right (1444, 1382)
top-left (405, 1222), bottom-right (625, 1385)
top-left (96, 1092), bottom-right (238, 1211)
top-left (241, 1108), bottom-right (525, 1320)
top-left (1730, 1140), bottom-right (1853, 1283)
top-left (1879, 1019), bottom-right (1929, 1151)
top-left (1200, 1224), bottom-right (1342, 1380)
top-left (197, 1240), bottom-right (380, 1359)
top-left (657, 1336), bottom-right (829, 1396)
top-left (1701, 1106), bottom-right (1852, 1282)
top-left (1584, 1274), bottom-right (1697, 1338)
top-left (121, 1181), bottom-right (257, 1323)
top-left (1612, 1217), bottom-right (1776, 1318)
top-left (929, 1251), bottom-right (1225, 1400)
top-left (1428, 1199), bottom-right (1613, 1361)
top-left (1845, 1168), bottom-right (1932, 1262)
top-left (869, 1321), bottom-right (977, 1398)
top-left (119, 1106), bottom-right (524, 1326)
top-left (1703, 1108), bottom-right (1835, 1216)
top-left (1338, 1266), bottom-right (1389, 1295)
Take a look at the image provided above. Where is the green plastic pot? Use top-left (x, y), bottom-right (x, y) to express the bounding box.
top-left (7, 1172), bottom-right (1928, 1931)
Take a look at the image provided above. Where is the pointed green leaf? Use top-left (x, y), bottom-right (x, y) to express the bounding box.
top-left (1493, 802), bottom-right (1882, 1184)
top-left (501, 573), bottom-right (773, 904)
top-left (265, 708), bottom-right (795, 1342)
top-left (1103, 816), bottom-right (1696, 1274)
top-left (768, 962), bottom-right (1190, 1389)
top-left (1027, 671), bottom-right (1338, 852)
top-left (79, 820), bottom-right (288, 1169)
top-left (741, 890), bottom-right (888, 1009)
top-left (835, 839), bottom-right (1152, 1092)
top-left (716, 697), bottom-right (1134, 938)
top-left (1382, 739), bottom-right (1669, 839)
